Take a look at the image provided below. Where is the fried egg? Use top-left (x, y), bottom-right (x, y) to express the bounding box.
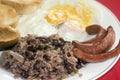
top-left (45, 3), bottom-right (93, 28)
top-left (45, 5), bottom-right (80, 25)
top-left (16, 0), bottom-right (103, 41)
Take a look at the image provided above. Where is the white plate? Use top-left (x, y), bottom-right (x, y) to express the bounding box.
top-left (0, 0), bottom-right (120, 80)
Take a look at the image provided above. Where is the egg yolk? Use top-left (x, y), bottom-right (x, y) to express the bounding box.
top-left (46, 3), bottom-right (94, 28)
top-left (46, 10), bottom-right (68, 24)
top-left (46, 5), bottom-right (79, 25)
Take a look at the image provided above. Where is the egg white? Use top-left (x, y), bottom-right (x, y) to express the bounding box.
top-left (16, 0), bottom-right (103, 41)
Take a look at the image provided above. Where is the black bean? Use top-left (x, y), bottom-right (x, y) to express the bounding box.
top-left (52, 67), bottom-right (57, 72)
top-left (44, 45), bottom-right (51, 50)
top-left (36, 37), bottom-right (49, 43)
top-left (27, 39), bottom-right (36, 45)
top-left (5, 62), bottom-right (10, 69)
top-left (43, 55), bottom-right (51, 61)
top-left (59, 38), bottom-right (65, 42)
top-left (66, 52), bottom-right (71, 57)
top-left (64, 60), bottom-right (74, 74)
top-left (82, 60), bottom-right (88, 64)
top-left (28, 55), bottom-right (34, 60)
top-left (77, 59), bottom-right (87, 65)
top-left (41, 76), bottom-right (46, 79)
top-left (20, 71), bottom-right (29, 78)
top-left (76, 64), bottom-right (82, 69)
top-left (27, 45), bottom-right (36, 52)
top-left (37, 44), bottom-right (45, 50)
top-left (52, 39), bottom-right (58, 46)
top-left (24, 51), bottom-right (33, 56)
top-left (33, 61), bottom-right (40, 70)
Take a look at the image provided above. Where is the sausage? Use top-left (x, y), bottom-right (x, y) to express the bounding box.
top-left (72, 26), bottom-right (115, 54)
top-left (72, 40), bottom-right (120, 62)
top-left (82, 24), bottom-right (107, 44)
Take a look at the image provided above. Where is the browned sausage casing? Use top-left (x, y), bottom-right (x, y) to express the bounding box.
top-left (72, 40), bottom-right (120, 62)
top-left (82, 24), bottom-right (107, 44)
top-left (72, 26), bottom-right (115, 54)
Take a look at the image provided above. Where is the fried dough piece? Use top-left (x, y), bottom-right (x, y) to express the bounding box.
top-left (0, 4), bottom-right (18, 27)
top-left (1, 0), bottom-right (43, 14)
top-left (0, 26), bottom-right (20, 50)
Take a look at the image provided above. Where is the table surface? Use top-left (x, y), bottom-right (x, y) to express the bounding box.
top-left (97, 0), bottom-right (120, 80)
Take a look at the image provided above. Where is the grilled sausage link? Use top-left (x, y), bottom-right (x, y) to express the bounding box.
top-left (72, 26), bottom-right (115, 54)
top-left (72, 40), bottom-right (120, 62)
top-left (82, 24), bottom-right (107, 44)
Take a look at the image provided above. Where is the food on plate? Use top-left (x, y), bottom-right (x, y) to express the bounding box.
top-left (0, 26), bottom-right (20, 50)
top-left (58, 20), bottom-right (87, 41)
top-left (1, 34), bottom-right (86, 80)
top-left (45, 4), bottom-right (69, 25)
top-left (73, 41), bottom-right (120, 62)
top-left (46, 4), bottom-right (80, 25)
top-left (1, 25), bottom-right (120, 79)
top-left (1, 0), bottom-right (43, 14)
top-left (72, 26), bottom-right (120, 62)
top-left (72, 26), bottom-right (115, 54)
top-left (0, 4), bottom-right (18, 27)
top-left (46, 3), bottom-right (94, 28)
top-left (82, 24), bottom-right (107, 43)
top-left (16, 0), bottom-right (103, 38)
